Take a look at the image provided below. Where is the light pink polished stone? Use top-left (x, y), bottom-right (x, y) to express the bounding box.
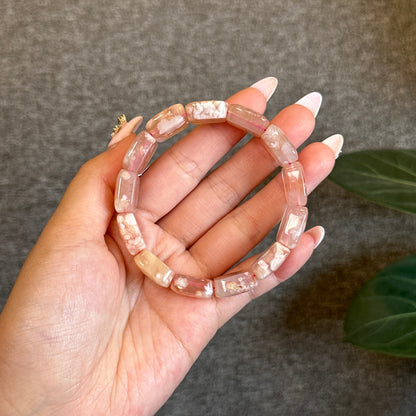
top-left (276, 206), bottom-right (308, 249)
top-left (261, 124), bottom-right (298, 165)
top-left (251, 242), bottom-right (291, 280)
top-left (114, 169), bottom-right (140, 213)
top-left (214, 271), bottom-right (257, 298)
top-left (123, 130), bottom-right (157, 174)
top-left (226, 104), bottom-right (269, 137)
top-left (134, 249), bottom-right (174, 288)
top-left (282, 161), bottom-right (307, 206)
top-left (170, 275), bottom-right (214, 298)
top-left (145, 103), bottom-right (189, 142)
top-left (117, 213), bottom-right (146, 255)
top-left (185, 100), bottom-right (228, 124)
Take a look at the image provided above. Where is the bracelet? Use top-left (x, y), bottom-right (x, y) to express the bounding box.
top-left (114, 101), bottom-right (308, 298)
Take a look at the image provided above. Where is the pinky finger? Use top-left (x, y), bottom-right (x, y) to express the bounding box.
top-left (214, 226), bottom-right (325, 328)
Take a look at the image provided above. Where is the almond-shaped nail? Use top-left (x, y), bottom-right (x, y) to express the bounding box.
top-left (307, 226), bottom-right (325, 249)
top-left (322, 134), bottom-right (344, 159)
top-left (132, 118), bottom-right (143, 134)
top-left (250, 77), bottom-right (278, 102)
top-left (296, 92), bottom-right (322, 118)
top-left (108, 116), bottom-right (143, 148)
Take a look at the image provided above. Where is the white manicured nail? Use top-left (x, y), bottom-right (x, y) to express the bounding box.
top-left (250, 77), bottom-right (278, 102)
top-left (307, 226), bottom-right (325, 249)
top-left (296, 92), bottom-right (322, 118)
top-left (322, 134), bottom-right (344, 159)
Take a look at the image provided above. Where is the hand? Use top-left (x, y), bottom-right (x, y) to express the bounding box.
top-left (0, 80), bottom-right (338, 415)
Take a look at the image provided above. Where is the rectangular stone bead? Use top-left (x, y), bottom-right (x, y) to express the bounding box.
top-left (123, 130), bottom-right (157, 174)
top-left (114, 169), bottom-right (140, 213)
top-left (117, 213), bottom-right (146, 255)
top-left (276, 206), bottom-right (308, 249)
top-left (282, 161), bottom-right (307, 206)
top-left (134, 249), bottom-right (174, 288)
top-left (226, 104), bottom-right (269, 137)
top-left (251, 242), bottom-right (290, 280)
top-left (185, 100), bottom-right (228, 124)
top-left (170, 275), bottom-right (214, 298)
top-left (145, 103), bottom-right (189, 142)
top-left (261, 124), bottom-right (298, 165)
top-left (214, 271), bottom-right (257, 298)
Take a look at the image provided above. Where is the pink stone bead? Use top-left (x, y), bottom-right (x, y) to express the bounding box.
top-left (282, 161), bottom-right (307, 206)
top-left (170, 275), bottom-right (214, 298)
top-left (261, 124), bottom-right (298, 165)
top-left (145, 104), bottom-right (189, 142)
top-left (114, 169), bottom-right (140, 213)
top-left (123, 130), bottom-right (157, 174)
top-left (214, 271), bottom-right (257, 298)
top-left (117, 213), bottom-right (146, 255)
top-left (134, 249), bottom-right (174, 288)
top-left (226, 104), bottom-right (269, 137)
top-left (251, 242), bottom-right (290, 280)
top-left (276, 206), bottom-right (308, 249)
top-left (185, 100), bottom-right (228, 124)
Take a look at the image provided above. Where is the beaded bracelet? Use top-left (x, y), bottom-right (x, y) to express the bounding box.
top-left (114, 101), bottom-right (308, 298)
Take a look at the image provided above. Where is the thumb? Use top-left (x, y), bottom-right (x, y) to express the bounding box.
top-left (46, 116), bottom-right (143, 242)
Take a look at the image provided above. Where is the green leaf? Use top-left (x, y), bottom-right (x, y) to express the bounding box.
top-left (329, 149), bottom-right (416, 214)
top-left (344, 256), bottom-right (416, 358)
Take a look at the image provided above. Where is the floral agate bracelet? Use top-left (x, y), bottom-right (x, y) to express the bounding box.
top-left (114, 101), bottom-right (308, 298)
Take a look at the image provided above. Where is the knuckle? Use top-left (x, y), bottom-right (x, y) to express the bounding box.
top-left (167, 147), bottom-right (203, 185)
top-left (228, 206), bottom-right (264, 245)
top-left (206, 175), bottom-right (241, 208)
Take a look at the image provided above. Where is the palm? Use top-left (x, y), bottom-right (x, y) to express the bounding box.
top-left (33, 213), bottom-right (218, 414)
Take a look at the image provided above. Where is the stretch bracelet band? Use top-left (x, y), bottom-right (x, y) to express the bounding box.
top-left (114, 101), bottom-right (308, 298)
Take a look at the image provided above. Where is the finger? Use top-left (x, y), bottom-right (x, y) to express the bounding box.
top-left (214, 226), bottom-right (322, 328)
top-left (137, 79), bottom-right (277, 222)
top-left (158, 101), bottom-right (316, 246)
top-left (189, 141), bottom-right (336, 276)
top-left (41, 118), bottom-right (142, 243)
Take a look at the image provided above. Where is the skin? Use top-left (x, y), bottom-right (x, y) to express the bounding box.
top-left (0, 85), bottom-right (335, 415)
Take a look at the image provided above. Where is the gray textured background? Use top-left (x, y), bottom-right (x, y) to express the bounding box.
top-left (1, 0), bottom-right (416, 415)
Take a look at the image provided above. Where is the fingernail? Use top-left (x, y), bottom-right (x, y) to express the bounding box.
top-left (322, 134), bottom-right (344, 159)
top-left (307, 226), bottom-right (325, 249)
top-left (132, 117), bottom-right (143, 133)
top-left (108, 116), bottom-right (143, 148)
top-left (250, 77), bottom-right (278, 102)
top-left (296, 92), bottom-right (322, 118)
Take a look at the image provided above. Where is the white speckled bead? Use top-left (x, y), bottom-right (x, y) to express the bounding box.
top-left (146, 104), bottom-right (189, 142)
top-left (214, 271), bottom-right (257, 297)
top-left (226, 104), bottom-right (269, 137)
top-left (185, 100), bottom-right (228, 124)
top-left (114, 169), bottom-right (140, 213)
top-left (251, 242), bottom-right (290, 280)
top-left (134, 249), bottom-right (175, 288)
top-left (170, 275), bottom-right (214, 298)
top-left (261, 124), bottom-right (298, 165)
top-left (276, 206), bottom-right (308, 249)
top-left (123, 130), bottom-right (157, 174)
top-left (282, 161), bottom-right (307, 206)
top-left (117, 213), bottom-right (146, 255)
